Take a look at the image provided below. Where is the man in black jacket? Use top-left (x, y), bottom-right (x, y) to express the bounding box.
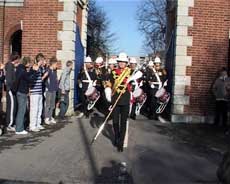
top-left (5, 53), bottom-right (20, 132)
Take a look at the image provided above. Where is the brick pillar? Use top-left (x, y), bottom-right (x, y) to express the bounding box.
top-left (171, 0), bottom-right (194, 122)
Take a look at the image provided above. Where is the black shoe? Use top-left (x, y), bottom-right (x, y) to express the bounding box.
top-left (113, 139), bottom-right (119, 147)
top-left (117, 145), bottom-right (123, 152)
top-left (130, 115), bottom-right (136, 120)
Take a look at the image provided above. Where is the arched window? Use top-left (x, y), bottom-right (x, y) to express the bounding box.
top-left (10, 30), bottom-right (22, 57)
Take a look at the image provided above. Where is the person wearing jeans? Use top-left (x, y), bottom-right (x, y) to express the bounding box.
top-left (15, 57), bottom-right (34, 135)
top-left (58, 60), bottom-right (73, 119)
top-left (44, 57), bottom-right (59, 125)
top-left (59, 91), bottom-right (70, 118)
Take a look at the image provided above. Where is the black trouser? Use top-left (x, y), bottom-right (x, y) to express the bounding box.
top-left (112, 104), bottom-right (129, 147)
top-left (148, 89), bottom-right (158, 119)
top-left (6, 90), bottom-right (17, 127)
top-left (0, 89), bottom-right (2, 112)
top-left (214, 100), bottom-right (228, 129)
top-left (130, 102), bottom-right (137, 119)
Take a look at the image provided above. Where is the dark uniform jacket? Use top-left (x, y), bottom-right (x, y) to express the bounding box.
top-left (78, 68), bottom-right (97, 92)
top-left (146, 67), bottom-right (167, 90)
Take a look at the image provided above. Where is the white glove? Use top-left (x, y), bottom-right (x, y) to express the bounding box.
top-left (79, 83), bottom-right (82, 88)
top-left (151, 84), bottom-right (155, 89)
top-left (105, 87), bottom-right (112, 102)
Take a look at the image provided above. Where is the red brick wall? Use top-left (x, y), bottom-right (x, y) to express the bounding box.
top-left (22, 0), bottom-right (63, 60)
top-left (185, 0), bottom-right (230, 116)
top-left (0, 0), bottom-right (64, 63)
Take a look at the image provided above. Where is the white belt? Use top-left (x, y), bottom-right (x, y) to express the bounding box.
top-left (82, 80), bottom-right (91, 83)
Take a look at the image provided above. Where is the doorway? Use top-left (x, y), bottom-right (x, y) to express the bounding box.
top-left (10, 30), bottom-right (22, 56)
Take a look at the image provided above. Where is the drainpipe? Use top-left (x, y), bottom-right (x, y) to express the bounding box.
top-left (2, 0), bottom-right (6, 63)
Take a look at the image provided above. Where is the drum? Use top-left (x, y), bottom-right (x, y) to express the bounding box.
top-left (133, 88), bottom-right (143, 98)
top-left (133, 88), bottom-right (146, 104)
top-left (155, 88), bottom-right (170, 103)
top-left (85, 87), bottom-right (100, 101)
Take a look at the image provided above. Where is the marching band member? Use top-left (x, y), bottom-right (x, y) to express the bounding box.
top-left (129, 57), bottom-right (138, 120)
top-left (106, 52), bottom-right (131, 152)
top-left (107, 57), bottom-right (117, 74)
top-left (146, 57), bottom-right (167, 120)
top-left (78, 56), bottom-right (97, 118)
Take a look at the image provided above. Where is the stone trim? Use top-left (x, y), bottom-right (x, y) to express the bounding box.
top-left (171, 0), bottom-right (194, 122)
top-left (81, 4), bottom-right (88, 52)
top-left (57, 0), bottom-right (88, 115)
top-left (171, 114), bottom-right (214, 124)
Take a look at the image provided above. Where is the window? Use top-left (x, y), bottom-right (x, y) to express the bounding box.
top-left (0, 0), bottom-right (24, 7)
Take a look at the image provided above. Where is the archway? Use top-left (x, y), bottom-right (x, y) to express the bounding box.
top-left (10, 30), bottom-right (22, 56)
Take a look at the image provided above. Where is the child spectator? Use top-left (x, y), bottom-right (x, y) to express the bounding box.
top-left (58, 60), bottom-right (73, 119)
top-left (0, 63), bottom-right (5, 113)
top-left (15, 57), bottom-right (34, 135)
top-left (29, 53), bottom-right (46, 132)
top-left (44, 57), bottom-right (59, 125)
top-left (5, 52), bottom-right (20, 132)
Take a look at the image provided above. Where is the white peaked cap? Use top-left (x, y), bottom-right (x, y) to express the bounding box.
top-left (85, 56), bottom-right (92, 63)
top-left (130, 57), bottom-right (137, 64)
top-left (148, 61), bottom-right (154, 66)
top-left (95, 57), bottom-right (103, 64)
top-left (117, 52), bottom-right (129, 62)
top-left (108, 58), bottom-right (117, 64)
top-left (154, 56), bottom-right (161, 64)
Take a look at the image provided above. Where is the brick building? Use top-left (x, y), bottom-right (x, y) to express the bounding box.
top-left (0, 0), bottom-right (88, 114)
top-left (166, 0), bottom-right (230, 123)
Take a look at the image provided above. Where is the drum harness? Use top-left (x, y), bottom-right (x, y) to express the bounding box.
top-left (151, 67), bottom-right (162, 90)
top-left (82, 65), bottom-right (96, 88)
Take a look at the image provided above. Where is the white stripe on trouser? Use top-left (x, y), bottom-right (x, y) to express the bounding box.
top-left (8, 90), bottom-right (14, 127)
top-left (30, 94), bottom-right (43, 129)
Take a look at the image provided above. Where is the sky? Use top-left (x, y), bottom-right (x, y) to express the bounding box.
top-left (97, 0), bottom-right (146, 56)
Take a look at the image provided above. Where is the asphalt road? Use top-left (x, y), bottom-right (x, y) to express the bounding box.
top-left (0, 114), bottom-right (226, 184)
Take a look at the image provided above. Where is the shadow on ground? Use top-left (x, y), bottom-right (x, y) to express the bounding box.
top-left (95, 160), bottom-right (134, 184)
top-left (0, 113), bottom-right (71, 153)
top-left (0, 179), bottom-right (49, 184)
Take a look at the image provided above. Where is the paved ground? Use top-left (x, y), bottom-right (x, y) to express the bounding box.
top-left (0, 113), bottom-right (229, 184)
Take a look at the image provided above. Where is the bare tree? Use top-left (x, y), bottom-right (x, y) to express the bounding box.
top-left (87, 0), bottom-right (116, 60)
top-left (137, 0), bottom-right (167, 54)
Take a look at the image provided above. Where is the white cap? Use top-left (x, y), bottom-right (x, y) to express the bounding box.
top-left (108, 58), bottom-right (117, 65)
top-left (85, 56), bottom-right (92, 63)
top-left (154, 56), bottom-right (161, 64)
top-left (129, 57), bottom-right (137, 64)
top-left (117, 52), bottom-right (129, 62)
top-left (148, 61), bottom-right (154, 66)
top-left (95, 57), bottom-right (103, 64)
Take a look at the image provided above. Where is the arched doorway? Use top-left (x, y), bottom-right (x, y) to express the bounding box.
top-left (10, 30), bottom-right (22, 56)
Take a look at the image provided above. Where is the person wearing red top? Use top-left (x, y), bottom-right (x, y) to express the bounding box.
top-left (108, 52), bottom-right (131, 152)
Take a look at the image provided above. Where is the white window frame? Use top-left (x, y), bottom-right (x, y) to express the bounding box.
top-left (0, 0), bottom-right (24, 7)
